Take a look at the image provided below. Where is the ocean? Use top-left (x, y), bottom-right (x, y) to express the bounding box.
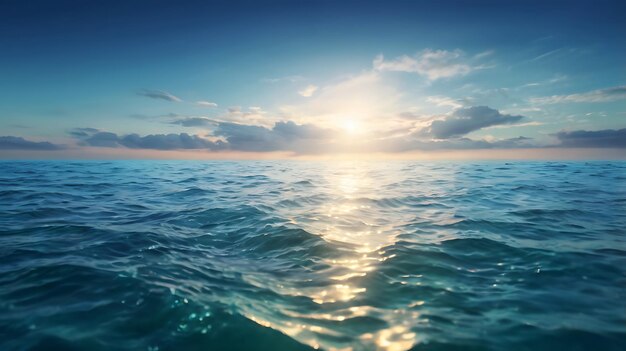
top-left (0, 161), bottom-right (625, 351)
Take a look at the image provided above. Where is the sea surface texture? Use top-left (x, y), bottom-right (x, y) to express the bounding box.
top-left (1, 161), bottom-right (625, 351)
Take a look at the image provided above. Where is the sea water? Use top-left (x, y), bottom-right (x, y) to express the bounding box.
top-left (1, 161), bottom-right (625, 350)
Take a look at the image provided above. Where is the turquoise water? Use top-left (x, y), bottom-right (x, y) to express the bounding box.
top-left (1, 161), bottom-right (625, 351)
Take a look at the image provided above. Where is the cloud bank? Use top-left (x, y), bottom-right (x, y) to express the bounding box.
top-left (71, 122), bottom-right (334, 153)
top-left (56, 102), bottom-right (624, 155)
top-left (0, 136), bottom-right (63, 150)
top-left (554, 128), bottom-right (626, 148)
top-left (74, 129), bottom-right (224, 150)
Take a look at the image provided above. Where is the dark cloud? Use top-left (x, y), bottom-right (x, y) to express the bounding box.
top-left (137, 89), bottom-right (182, 102)
top-left (70, 121), bottom-right (335, 153)
top-left (81, 131), bottom-right (120, 147)
top-left (214, 121), bottom-right (335, 152)
top-left (119, 133), bottom-right (224, 150)
top-left (67, 127), bottom-right (100, 138)
top-left (0, 136), bottom-right (63, 150)
top-left (72, 128), bottom-right (224, 150)
top-left (553, 128), bottom-right (626, 148)
top-left (427, 106), bottom-right (525, 139)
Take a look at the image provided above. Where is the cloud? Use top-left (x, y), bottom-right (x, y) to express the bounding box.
top-left (298, 84), bottom-right (318, 97)
top-left (553, 128), bottom-right (626, 148)
top-left (214, 121), bottom-right (335, 152)
top-left (79, 131), bottom-right (120, 147)
top-left (217, 106), bottom-right (272, 126)
top-left (170, 117), bottom-right (215, 127)
top-left (373, 49), bottom-right (474, 80)
top-left (530, 86), bottom-right (626, 104)
top-left (528, 48), bottom-right (563, 62)
top-left (426, 96), bottom-right (464, 109)
top-left (262, 75), bottom-right (304, 83)
top-left (70, 122), bottom-right (334, 153)
top-left (119, 133), bottom-right (223, 150)
top-left (281, 71), bottom-right (403, 133)
top-left (67, 127), bottom-right (100, 138)
top-left (382, 135), bottom-right (535, 153)
top-left (196, 101), bottom-right (218, 108)
top-left (0, 136), bottom-right (63, 150)
top-left (130, 112), bottom-right (180, 120)
top-left (474, 50), bottom-right (495, 59)
top-left (425, 106), bottom-right (525, 139)
top-left (8, 124), bottom-right (31, 129)
top-left (137, 89), bottom-right (182, 102)
top-left (72, 128), bottom-right (224, 150)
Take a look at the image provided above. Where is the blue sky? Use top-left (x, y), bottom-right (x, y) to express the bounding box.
top-left (1, 0), bottom-right (624, 158)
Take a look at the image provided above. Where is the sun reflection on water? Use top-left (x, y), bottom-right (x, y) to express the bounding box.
top-left (242, 164), bottom-right (423, 351)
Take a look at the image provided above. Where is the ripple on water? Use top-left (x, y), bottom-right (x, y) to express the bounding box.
top-left (0, 161), bottom-right (625, 351)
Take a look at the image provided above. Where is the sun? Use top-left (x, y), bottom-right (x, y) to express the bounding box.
top-left (341, 118), bottom-right (360, 135)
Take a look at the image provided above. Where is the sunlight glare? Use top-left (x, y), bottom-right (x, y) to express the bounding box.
top-left (341, 118), bottom-right (360, 135)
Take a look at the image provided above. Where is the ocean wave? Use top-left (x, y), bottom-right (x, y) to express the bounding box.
top-left (1, 161), bottom-right (625, 351)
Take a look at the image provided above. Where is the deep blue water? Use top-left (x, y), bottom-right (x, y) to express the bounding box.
top-left (1, 161), bottom-right (625, 351)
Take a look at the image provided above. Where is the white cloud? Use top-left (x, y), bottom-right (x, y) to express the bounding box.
top-left (426, 96), bottom-right (464, 109)
top-left (215, 106), bottom-right (273, 126)
top-left (473, 50), bottom-right (495, 59)
top-left (298, 84), bottom-right (318, 97)
top-left (196, 101), bottom-right (218, 108)
top-left (530, 86), bottom-right (626, 104)
top-left (373, 49), bottom-right (473, 80)
top-left (528, 48), bottom-right (563, 62)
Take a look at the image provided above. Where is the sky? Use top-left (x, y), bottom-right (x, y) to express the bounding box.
top-left (1, 0), bottom-right (625, 159)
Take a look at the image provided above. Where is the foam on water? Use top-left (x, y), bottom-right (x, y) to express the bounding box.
top-left (0, 161), bottom-right (625, 350)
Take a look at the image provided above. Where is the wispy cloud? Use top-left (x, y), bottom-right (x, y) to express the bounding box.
top-left (262, 75), bottom-right (304, 83)
top-left (473, 50), bottom-right (495, 59)
top-left (129, 112), bottom-right (181, 120)
top-left (137, 89), bottom-right (182, 102)
top-left (519, 74), bottom-right (567, 89)
top-left (298, 84), bottom-right (318, 97)
top-left (373, 49), bottom-right (475, 80)
top-left (530, 86), bottom-right (626, 104)
top-left (196, 101), bottom-right (218, 108)
top-left (426, 96), bottom-right (464, 109)
top-left (528, 48), bottom-right (563, 62)
top-left (170, 117), bottom-right (216, 127)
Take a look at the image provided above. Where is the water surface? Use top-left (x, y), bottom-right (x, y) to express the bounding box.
top-left (1, 161), bottom-right (625, 350)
